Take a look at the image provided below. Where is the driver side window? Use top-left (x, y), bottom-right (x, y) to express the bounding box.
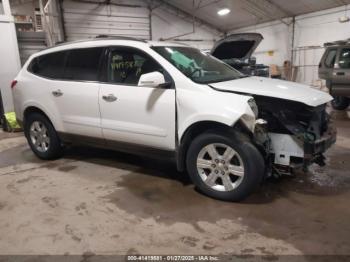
top-left (107, 48), bottom-right (163, 86)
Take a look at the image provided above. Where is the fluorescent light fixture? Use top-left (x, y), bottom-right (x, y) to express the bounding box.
top-left (218, 8), bottom-right (230, 16)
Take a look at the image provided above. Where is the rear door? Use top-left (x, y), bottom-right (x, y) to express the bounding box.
top-left (319, 48), bottom-right (337, 81)
top-left (333, 47), bottom-right (350, 85)
top-left (33, 48), bottom-right (103, 138)
top-left (98, 46), bottom-right (176, 150)
top-left (52, 47), bottom-right (104, 138)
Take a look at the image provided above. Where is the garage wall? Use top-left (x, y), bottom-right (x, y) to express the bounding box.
top-left (231, 5), bottom-right (350, 86)
top-left (151, 5), bottom-right (220, 50)
top-left (293, 6), bottom-right (350, 85)
top-left (62, 0), bottom-right (150, 41)
top-left (61, 0), bottom-right (218, 49)
top-left (231, 19), bottom-right (292, 66)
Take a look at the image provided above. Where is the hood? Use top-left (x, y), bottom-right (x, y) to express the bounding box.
top-left (210, 77), bottom-right (333, 107)
top-left (211, 33), bottom-right (263, 60)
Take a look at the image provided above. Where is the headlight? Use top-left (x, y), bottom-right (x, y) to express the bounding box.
top-left (248, 98), bottom-right (258, 118)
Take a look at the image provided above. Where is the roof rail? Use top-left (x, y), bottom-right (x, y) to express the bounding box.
top-left (324, 39), bottom-right (350, 47)
top-left (95, 35), bottom-right (147, 42)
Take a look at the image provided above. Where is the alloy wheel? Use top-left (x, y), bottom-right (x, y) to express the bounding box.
top-left (196, 143), bottom-right (245, 192)
top-left (29, 121), bottom-right (50, 152)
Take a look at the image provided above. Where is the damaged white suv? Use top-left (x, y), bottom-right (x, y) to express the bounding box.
top-left (12, 36), bottom-right (336, 201)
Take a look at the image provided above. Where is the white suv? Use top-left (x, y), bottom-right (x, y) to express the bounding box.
top-left (12, 36), bottom-right (336, 201)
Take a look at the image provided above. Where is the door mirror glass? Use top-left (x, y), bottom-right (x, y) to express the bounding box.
top-left (138, 71), bottom-right (170, 88)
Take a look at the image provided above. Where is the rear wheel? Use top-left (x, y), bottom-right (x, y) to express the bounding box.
top-left (24, 113), bottom-right (63, 159)
top-left (331, 96), bottom-right (349, 110)
top-left (186, 130), bottom-right (265, 201)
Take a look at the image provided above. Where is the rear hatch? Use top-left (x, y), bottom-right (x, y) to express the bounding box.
top-left (211, 33), bottom-right (263, 60)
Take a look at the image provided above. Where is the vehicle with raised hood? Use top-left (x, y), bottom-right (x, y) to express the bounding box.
top-left (12, 36), bottom-right (336, 201)
top-left (211, 33), bottom-right (269, 77)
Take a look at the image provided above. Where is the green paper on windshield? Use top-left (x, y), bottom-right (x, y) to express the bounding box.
top-left (171, 51), bottom-right (196, 69)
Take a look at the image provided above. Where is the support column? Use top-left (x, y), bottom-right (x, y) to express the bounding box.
top-left (0, 0), bottom-right (21, 112)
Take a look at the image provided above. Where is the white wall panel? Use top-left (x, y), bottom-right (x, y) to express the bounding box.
top-left (230, 5), bottom-right (350, 85)
top-left (62, 1), bottom-right (151, 41)
top-left (0, 16), bottom-right (21, 112)
top-left (151, 6), bottom-right (220, 50)
top-left (62, 1), bottom-right (219, 49)
top-left (232, 20), bottom-right (292, 66)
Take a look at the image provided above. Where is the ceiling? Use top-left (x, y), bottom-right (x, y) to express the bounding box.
top-left (162, 0), bottom-right (350, 32)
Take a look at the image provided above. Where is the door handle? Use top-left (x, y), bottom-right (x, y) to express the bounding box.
top-left (52, 89), bottom-right (63, 97)
top-left (102, 94), bottom-right (117, 102)
top-left (336, 72), bottom-right (345, 76)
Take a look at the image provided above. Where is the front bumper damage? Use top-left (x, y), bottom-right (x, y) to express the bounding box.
top-left (267, 122), bottom-right (336, 174)
top-left (253, 105), bottom-right (337, 176)
top-left (304, 122), bottom-right (337, 166)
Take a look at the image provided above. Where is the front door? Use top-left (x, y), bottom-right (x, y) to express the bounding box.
top-left (99, 47), bottom-right (176, 150)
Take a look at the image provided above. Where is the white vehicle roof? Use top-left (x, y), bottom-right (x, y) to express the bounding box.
top-left (34, 37), bottom-right (189, 58)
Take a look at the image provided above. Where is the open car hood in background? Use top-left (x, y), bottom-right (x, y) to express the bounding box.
top-left (211, 33), bottom-right (263, 60)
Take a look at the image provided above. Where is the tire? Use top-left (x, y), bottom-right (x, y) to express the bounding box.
top-left (331, 96), bottom-right (349, 110)
top-left (186, 130), bottom-right (265, 202)
top-left (24, 112), bottom-right (63, 160)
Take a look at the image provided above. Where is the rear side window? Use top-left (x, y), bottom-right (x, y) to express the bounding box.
top-left (28, 51), bottom-right (67, 78)
top-left (324, 49), bottom-right (337, 68)
top-left (63, 48), bottom-right (104, 81)
top-left (338, 48), bottom-right (350, 69)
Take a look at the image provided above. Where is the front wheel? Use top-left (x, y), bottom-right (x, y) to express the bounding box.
top-left (331, 96), bottom-right (349, 110)
top-left (186, 130), bottom-right (265, 202)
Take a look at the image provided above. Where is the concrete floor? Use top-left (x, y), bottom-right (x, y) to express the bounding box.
top-left (0, 113), bottom-right (349, 258)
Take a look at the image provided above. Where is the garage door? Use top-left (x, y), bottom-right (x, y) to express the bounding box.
top-left (62, 1), bottom-right (151, 41)
top-left (17, 31), bottom-right (47, 65)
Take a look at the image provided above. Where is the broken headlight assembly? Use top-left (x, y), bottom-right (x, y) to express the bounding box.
top-left (248, 98), bottom-right (259, 118)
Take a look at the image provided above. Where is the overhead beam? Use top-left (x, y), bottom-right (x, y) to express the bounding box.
top-left (195, 0), bottom-right (222, 11)
top-left (244, 0), bottom-right (292, 25)
top-left (151, 0), bottom-right (225, 35)
top-left (262, 0), bottom-right (292, 17)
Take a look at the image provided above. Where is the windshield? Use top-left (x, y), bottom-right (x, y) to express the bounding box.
top-left (152, 46), bottom-right (245, 84)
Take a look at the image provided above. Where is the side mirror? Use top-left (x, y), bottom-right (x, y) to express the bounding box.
top-left (138, 71), bottom-right (171, 88)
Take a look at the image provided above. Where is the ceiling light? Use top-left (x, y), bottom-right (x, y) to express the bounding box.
top-left (217, 8), bottom-right (230, 16)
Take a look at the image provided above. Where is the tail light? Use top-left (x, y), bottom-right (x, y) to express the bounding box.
top-left (11, 80), bottom-right (17, 89)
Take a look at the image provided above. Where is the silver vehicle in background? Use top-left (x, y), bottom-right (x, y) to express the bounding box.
top-left (319, 39), bottom-right (350, 110)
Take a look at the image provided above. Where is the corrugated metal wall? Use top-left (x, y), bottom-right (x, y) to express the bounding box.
top-left (17, 31), bottom-right (47, 65)
top-left (62, 1), bottom-right (150, 41)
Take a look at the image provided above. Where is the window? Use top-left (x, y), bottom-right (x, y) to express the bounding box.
top-left (28, 51), bottom-right (67, 79)
top-left (107, 48), bottom-right (162, 85)
top-left (324, 49), bottom-right (337, 68)
top-left (152, 46), bottom-right (243, 84)
top-left (338, 48), bottom-right (350, 69)
top-left (63, 47), bottom-right (104, 81)
top-left (0, 0), bottom-right (4, 15)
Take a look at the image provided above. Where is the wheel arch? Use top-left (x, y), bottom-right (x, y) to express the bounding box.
top-left (23, 106), bottom-right (57, 130)
top-left (176, 120), bottom-right (253, 172)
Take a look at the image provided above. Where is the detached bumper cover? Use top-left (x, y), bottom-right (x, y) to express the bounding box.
top-left (304, 123), bottom-right (337, 158)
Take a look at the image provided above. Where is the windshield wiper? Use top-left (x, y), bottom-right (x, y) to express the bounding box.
top-left (238, 75), bottom-right (250, 78)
